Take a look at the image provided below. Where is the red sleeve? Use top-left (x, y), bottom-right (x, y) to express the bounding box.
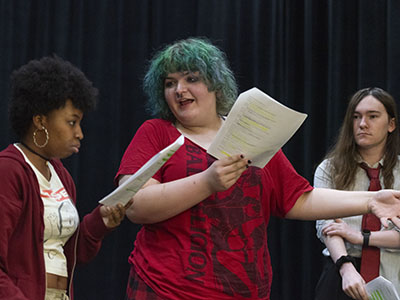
top-left (73, 206), bottom-right (111, 264)
top-left (115, 119), bottom-right (177, 185)
top-left (266, 150), bottom-right (313, 217)
top-left (54, 160), bottom-right (111, 266)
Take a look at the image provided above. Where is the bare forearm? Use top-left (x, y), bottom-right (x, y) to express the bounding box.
top-left (324, 235), bottom-right (349, 262)
top-left (123, 153), bottom-right (248, 224)
top-left (286, 188), bottom-right (371, 220)
top-left (324, 235), bottom-right (360, 281)
top-left (364, 230), bottom-right (400, 249)
top-left (126, 172), bottom-right (214, 224)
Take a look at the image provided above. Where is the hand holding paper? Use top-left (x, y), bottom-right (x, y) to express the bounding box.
top-left (99, 135), bottom-right (184, 206)
top-left (207, 87), bottom-right (307, 167)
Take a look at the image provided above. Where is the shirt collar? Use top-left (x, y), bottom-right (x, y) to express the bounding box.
top-left (356, 153), bottom-right (384, 168)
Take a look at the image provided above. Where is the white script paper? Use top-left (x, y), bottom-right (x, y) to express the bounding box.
top-left (207, 87), bottom-right (307, 168)
top-left (99, 135), bottom-right (185, 206)
top-left (366, 276), bottom-right (400, 300)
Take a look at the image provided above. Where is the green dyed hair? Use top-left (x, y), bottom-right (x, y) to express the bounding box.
top-left (143, 37), bottom-right (238, 121)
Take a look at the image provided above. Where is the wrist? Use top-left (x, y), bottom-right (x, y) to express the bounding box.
top-left (338, 260), bottom-right (357, 277)
top-left (362, 229), bottom-right (371, 247)
top-left (366, 193), bottom-right (373, 214)
top-left (335, 255), bottom-right (356, 272)
top-left (200, 171), bottom-right (218, 195)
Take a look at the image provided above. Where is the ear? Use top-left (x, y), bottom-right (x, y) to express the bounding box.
top-left (388, 117), bottom-right (396, 133)
top-left (32, 115), bottom-right (47, 130)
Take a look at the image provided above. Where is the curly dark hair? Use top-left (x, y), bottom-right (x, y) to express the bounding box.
top-left (9, 55), bottom-right (98, 138)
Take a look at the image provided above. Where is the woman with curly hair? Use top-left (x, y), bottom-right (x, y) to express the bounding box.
top-left (116, 38), bottom-right (400, 300)
top-left (0, 56), bottom-right (127, 300)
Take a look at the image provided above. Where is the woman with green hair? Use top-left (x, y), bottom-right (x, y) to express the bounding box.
top-left (143, 37), bottom-right (238, 121)
top-left (115, 38), bottom-right (400, 300)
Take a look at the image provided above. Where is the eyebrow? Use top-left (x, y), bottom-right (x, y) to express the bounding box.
top-left (70, 112), bottom-right (83, 119)
top-left (354, 110), bottom-right (382, 114)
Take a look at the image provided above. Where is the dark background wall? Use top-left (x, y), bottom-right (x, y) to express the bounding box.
top-left (1, 1), bottom-right (400, 299)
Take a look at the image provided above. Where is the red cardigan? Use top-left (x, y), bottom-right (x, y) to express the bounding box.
top-left (0, 145), bottom-right (111, 300)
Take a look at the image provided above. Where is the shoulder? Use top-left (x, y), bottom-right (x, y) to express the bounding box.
top-left (0, 145), bottom-right (37, 201)
top-left (144, 118), bottom-right (171, 126)
top-left (133, 119), bottom-right (180, 147)
top-left (267, 149), bottom-right (286, 165)
top-left (265, 149), bottom-right (296, 172)
top-left (0, 145), bottom-right (29, 174)
top-left (263, 150), bottom-right (309, 184)
top-left (390, 155), bottom-right (400, 170)
top-left (140, 119), bottom-right (175, 133)
top-left (0, 144), bottom-right (21, 159)
top-left (316, 158), bottom-right (331, 172)
top-left (391, 156), bottom-right (400, 189)
top-left (313, 158), bottom-right (335, 188)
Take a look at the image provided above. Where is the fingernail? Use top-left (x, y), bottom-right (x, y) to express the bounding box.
top-left (246, 165), bottom-right (249, 168)
top-left (248, 160), bottom-right (252, 164)
top-left (240, 154), bottom-right (244, 159)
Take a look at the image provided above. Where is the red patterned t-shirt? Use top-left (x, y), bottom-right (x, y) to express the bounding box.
top-left (116, 119), bottom-right (313, 300)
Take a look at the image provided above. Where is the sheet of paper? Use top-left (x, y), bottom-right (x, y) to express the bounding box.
top-left (366, 276), bottom-right (400, 300)
top-left (207, 87), bottom-right (307, 168)
top-left (99, 135), bottom-right (184, 206)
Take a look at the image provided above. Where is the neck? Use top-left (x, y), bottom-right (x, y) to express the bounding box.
top-left (20, 141), bottom-right (50, 161)
top-left (359, 147), bottom-right (384, 166)
top-left (176, 115), bottom-right (223, 134)
top-left (175, 116), bottom-right (223, 150)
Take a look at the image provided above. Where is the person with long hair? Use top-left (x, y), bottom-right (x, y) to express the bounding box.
top-left (315, 87), bottom-right (400, 300)
top-left (116, 39), bottom-right (400, 300)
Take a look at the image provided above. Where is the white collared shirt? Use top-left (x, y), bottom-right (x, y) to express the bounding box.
top-left (315, 157), bottom-right (400, 293)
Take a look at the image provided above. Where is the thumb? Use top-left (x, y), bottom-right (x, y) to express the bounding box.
top-left (380, 217), bottom-right (389, 228)
top-left (334, 218), bottom-right (343, 223)
top-left (99, 205), bottom-right (110, 217)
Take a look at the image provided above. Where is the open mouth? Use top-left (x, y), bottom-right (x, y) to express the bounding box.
top-left (179, 99), bottom-right (194, 106)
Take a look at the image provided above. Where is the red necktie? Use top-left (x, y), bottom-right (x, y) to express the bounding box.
top-left (359, 163), bottom-right (381, 282)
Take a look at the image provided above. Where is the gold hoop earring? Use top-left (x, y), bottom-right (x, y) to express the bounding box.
top-left (33, 127), bottom-right (49, 148)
